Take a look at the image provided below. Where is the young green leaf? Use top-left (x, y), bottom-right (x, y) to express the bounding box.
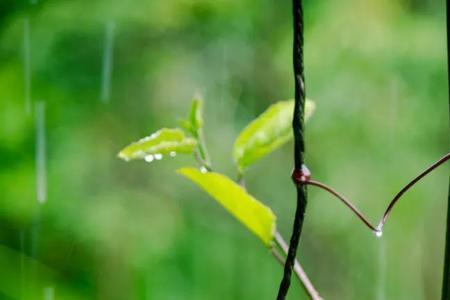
top-left (189, 95), bottom-right (204, 133)
top-left (233, 99), bottom-right (315, 171)
top-left (118, 128), bottom-right (197, 161)
top-left (177, 167), bottom-right (276, 246)
top-left (179, 94), bottom-right (204, 136)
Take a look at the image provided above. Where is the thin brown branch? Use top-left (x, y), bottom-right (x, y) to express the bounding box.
top-left (306, 180), bottom-right (378, 232)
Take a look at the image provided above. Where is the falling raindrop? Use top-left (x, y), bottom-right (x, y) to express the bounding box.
top-left (376, 239), bottom-right (386, 300)
top-left (30, 213), bottom-right (41, 291)
top-left (23, 18), bottom-right (31, 114)
top-left (154, 153), bottom-right (163, 160)
top-left (35, 101), bottom-right (47, 204)
top-left (374, 224), bottom-right (383, 238)
top-left (44, 286), bottom-right (54, 300)
top-left (100, 21), bottom-right (115, 103)
top-left (20, 230), bottom-right (25, 299)
top-left (169, 151), bottom-right (177, 157)
top-left (144, 155), bottom-right (154, 162)
top-left (200, 166), bottom-right (208, 174)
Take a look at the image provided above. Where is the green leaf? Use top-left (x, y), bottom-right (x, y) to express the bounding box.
top-left (177, 167), bottom-right (276, 246)
top-left (188, 95), bottom-right (204, 133)
top-left (118, 128), bottom-right (197, 161)
top-left (233, 99), bottom-right (315, 171)
top-left (179, 94), bottom-right (204, 136)
top-left (178, 119), bottom-right (193, 134)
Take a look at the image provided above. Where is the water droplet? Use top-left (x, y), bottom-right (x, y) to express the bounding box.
top-left (200, 166), bottom-right (208, 174)
top-left (44, 286), bottom-right (54, 300)
top-left (144, 155), bottom-right (154, 162)
top-left (374, 225), bottom-right (383, 238)
top-left (23, 18), bottom-right (31, 114)
top-left (169, 151), bottom-right (176, 157)
top-left (154, 153), bottom-right (163, 160)
top-left (35, 102), bottom-right (47, 204)
top-left (100, 21), bottom-right (115, 103)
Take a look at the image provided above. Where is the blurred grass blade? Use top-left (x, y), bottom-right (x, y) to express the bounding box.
top-left (233, 99), bottom-right (315, 171)
top-left (177, 167), bottom-right (276, 246)
top-left (118, 128), bottom-right (197, 161)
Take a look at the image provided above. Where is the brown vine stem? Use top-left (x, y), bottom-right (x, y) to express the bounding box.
top-left (296, 153), bottom-right (450, 235)
top-left (378, 153), bottom-right (450, 229)
top-left (306, 179), bottom-right (378, 232)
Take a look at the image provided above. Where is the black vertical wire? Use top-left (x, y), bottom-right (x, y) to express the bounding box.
top-left (276, 0), bottom-right (307, 298)
top-left (441, 0), bottom-right (450, 298)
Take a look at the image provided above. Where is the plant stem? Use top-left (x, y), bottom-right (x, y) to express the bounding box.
top-left (378, 153), bottom-right (450, 228)
top-left (443, 188), bottom-right (450, 300)
top-left (296, 153), bottom-right (449, 234)
top-left (193, 126), bottom-right (212, 171)
top-left (306, 179), bottom-right (378, 232)
top-left (196, 128), bottom-right (211, 169)
top-left (277, 0), bottom-right (308, 298)
top-left (441, 1), bottom-right (450, 298)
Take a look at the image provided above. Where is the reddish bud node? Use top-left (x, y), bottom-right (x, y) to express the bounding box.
top-left (291, 164), bottom-right (311, 185)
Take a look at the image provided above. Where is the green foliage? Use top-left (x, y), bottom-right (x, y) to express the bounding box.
top-left (118, 128), bottom-right (197, 161)
top-left (180, 94), bottom-right (204, 136)
top-left (233, 99), bottom-right (315, 172)
top-left (0, 1), bottom-right (446, 298)
top-left (118, 96), bottom-right (315, 247)
top-left (179, 95), bottom-right (211, 167)
top-left (177, 167), bottom-right (276, 246)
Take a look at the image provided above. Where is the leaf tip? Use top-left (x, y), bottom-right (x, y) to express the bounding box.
top-left (117, 150), bottom-right (130, 161)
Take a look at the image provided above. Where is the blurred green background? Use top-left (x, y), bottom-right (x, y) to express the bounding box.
top-left (0, 0), bottom-right (448, 299)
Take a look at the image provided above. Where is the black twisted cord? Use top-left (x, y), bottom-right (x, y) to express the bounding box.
top-left (276, 0), bottom-right (307, 299)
